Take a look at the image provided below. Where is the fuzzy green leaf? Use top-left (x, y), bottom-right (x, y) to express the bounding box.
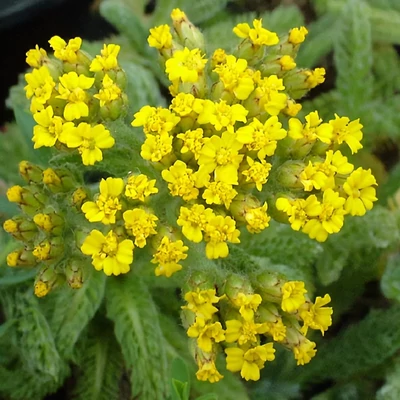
top-left (299, 305), bottom-right (400, 381)
top-left (376, 357), bottom-right (400, 400)
top-left (381, 254), bottom-right (400, 302)
top-left (100, 0), bottom-right (150, 55)
top-left (49, 268), bottom-right (106, 359)
top-left (106, 273), bottom-right (169, 400)
top-left (15, 290), bottom-right (63, 379)
top-left (333, 0), bottom-right (373, 117)
top-left (73, 322), bottom-right (124, 400)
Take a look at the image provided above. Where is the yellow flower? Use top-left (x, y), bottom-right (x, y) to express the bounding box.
top-left (177, 204), bottom-right (215, 243)
top-left (182, 288), bottom-right (222, 320)
top-left (225, 343), bottom-right (275, 381)
top-left (93, 74), bottom-right (122, 106)
top-left (24, 66), bottom-right (55, 113)
top-left (255, 75), bottom-right (287, 115)
top-left (242, 157), bottom-right (272, 191)
top-left (165, 47), bottom-right (207, 82)
top-left (302, 189), bottom-right (346, 242)
top-left (33, 240), bottom-right (51, 260)
top-left (225, 318), bottom-right (268, 345)
top-left (288, 111), bottom-right (333, 144)
top-left (233, 19), bottom-right (279, 46)
top-left (125, 174), bottom-right (158, 201)
top-left (288, 26), bottom-right (308, 44)
top-left (81, 177), bottom-right (124, 225)
top-left (49, 36), bottom-right (82, 63)
top-left (32, 106), bottom-right (74, 149)
top-left (26, 45), bottom-right (47, 68)
top-left (140, 133), bottom-right (173, 162)
top-left (236, 116), bottom-right (287, 160)
top-left (187, 317), bottom-right (225, 352)
top-left (148, 24), bottom-right (173, 49)
top-left (212, 48), bottom-right (227, 65)
top-left (304, 67), bottom-right (326, 89)
top-left (343, 167), bottom-right (377, 216)
top-left (132, 105), bottom-right (180, 135)
top-left (170, 93), bottom-right (196, 116)
top-left (281, 281), bottom-right (307, 313)
top-left (279, 55), bottom-right (296, 71)
top-left (293, 339), bottom-right (317, 366)
top-left (151, 236), bottom-right (188, 277)
top-left (161, 160), bottom-right (199, 201)
top-left (264, 318), bottom-right (287, 342)
top-left (300, 161), bottom-right (329, 192)
top-left (244, 203), bottom-right (271, 234)
top-left (207, 100), bottom-right (248, 133)
top-left (198, 132), bottom-right (244, 185)
top-left (276, 195), bottom-right (322, 231)
top-left (59, 123), bottom-right (115, 166)
top-left (90, 44), bottom-right (120, 72)
top-left (329, 114), bottom-right (363, 154)
top-left (6, 185), bottom-right (23, 203)
top-left (213, 55), bottom-right (255, 100)
top-left (204, 215), bottom-right (240, 259)
top-left (177, 128), bottom-right (208, 160)
top-left (202, 181), bottom-right (238, 209)
top-left (57, 72), bottom-right (95, 121)
top-left (232, 293), bottom-right (262, 321)
top-left (81, 229), bottom-right (134, 276)
top-left (196, 361), bottom-right (223, 383)
top-left (123, 208), bottom-right (158, 248)
top-left (301, 294), bottom-right (333, 336)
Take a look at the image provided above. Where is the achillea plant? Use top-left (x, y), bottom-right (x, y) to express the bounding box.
top-left (2, 6), bottom-right (379, 395)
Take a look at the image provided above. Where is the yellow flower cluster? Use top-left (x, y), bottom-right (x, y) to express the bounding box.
top-left (24, 38), bottom-right (127, 165)
top-left (141, 8), bottom-right (378, 257)
top-left (79, 176), bottom-right (188, 277)
top-left (182, 275), bottom-right (332, 383)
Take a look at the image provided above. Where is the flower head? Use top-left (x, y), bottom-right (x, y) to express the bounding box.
top-left (123, 208), bottom-right (158, 248)
top-left (26, 45), bottom-right (47, 68)
top-left (81, 230), bottom-right (134, 276)
top-left (281, 281), bottom-right (307, 313)
top-left (49, 36), bottom-right (82, 63)
top-left (233, 19), bottom-right (279, 46)
top-left (90, 44), bottom-right (120, 72)
top-left (148, 25), bottom-right (173, 49)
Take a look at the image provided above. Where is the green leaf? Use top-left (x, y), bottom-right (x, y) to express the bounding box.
top-left (49, 268), bottom-right (106, 359)
top-left (299, 305), bottom-right (400, 381)
top-left (73, 321), bottom-right (124, 400)
top-left (172, 379), bottom-right (189, 400)
top-left (15, 290), bottom-right (63, 379)
top-left (381, 254), bottom-right (400, 302)
top-left (368, 6), bottom-right (400, 44)
top-left (333, 0), bottom-right (373, 117)
top-left (106, 273), bottom-right (169, 400)
top-left (100, 0), bottom-right (150, 55)
top-left (171, 358), bottom-right (190, 395)
top-left (195, 395), bottom-right (218, 400)
top-left (377, 357), bottom-right (400, 400)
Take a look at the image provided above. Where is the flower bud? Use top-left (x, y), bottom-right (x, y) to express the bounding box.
top-left (275, 161), bottom-right (306, 189)
top-left (32, 236), bottom-right (64, 262)
top-left (34, 266), bottom-right (64, 297)
top-left (221, 273), bottom-right (253, 302)
top-left (7, 248), bottom-right (37, 267)
top-left (170, 9), bottom-right (205, 50)
top-left (19, 161), bottom-right (44, 184)
top-left (253, 271), bottom-right (284, 302)
top-left (71, 187), bottom-right (88, 209)
top-left (7, 185), bottom-right (47, 215)
top-left (257, 303), bottom-right (281, 322)
top-left (3, 216), bottom-right (37, 241)
top-left (65, 259), bottom-right (84, 289)
top-left (33, 212), bottom-right (64, 236)
top-left (43, 168), bottom-right (75, 192)
top-left (182, 271), bottom-right (215, 293)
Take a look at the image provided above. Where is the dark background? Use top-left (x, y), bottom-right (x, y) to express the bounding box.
top-left (0, 0), bottom-right (115, 126)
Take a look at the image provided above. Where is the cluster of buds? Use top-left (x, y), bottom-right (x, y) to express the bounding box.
top-left (24, 36), bottom-right (128, 165)
top-left (181, 272), bottom-right (332, 383)
top-left (3, 161), bottom-right (86, 295)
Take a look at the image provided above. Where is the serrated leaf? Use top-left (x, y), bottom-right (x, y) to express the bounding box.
top-left (106, 273), bottom-right (169, 400)
top-left (334, 0), bottom-right (373, 117)
top-left (299, 305), bottom-right (400, 381)
top-left (50, 268), bottom-right (106, 359)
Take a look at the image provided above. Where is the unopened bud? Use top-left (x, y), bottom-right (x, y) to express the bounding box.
top-left (3, 216), bottom-right (37, 241)
top-left (7, 185), bottom-right (47, 215)
top-left (221, 273), bottom-right (253, 301)
top-left (170, 9), bottom-right (205, 50)
top-left (34, 266), bottom-right (64, 297)
top-left (71, 187), bottom-right (88, 209)
top-left (276, 160), bottom-right (307, 188)
top-left (43, 168), bottom-right (75, 192)
top-left (19, 161), bottom-right (44, 184)
top-left (7, 248), bottom-right (37, 267)
top-left (65, 260), bottom-right (84, 289)
top-left (33, 212), bottom-right (64, 235)
top-left (32, 237), bottom-right (64, 262)
top-left (253, 272), bottom-right (284, 302)
top-left (183, 271), bottom-right (214, 293)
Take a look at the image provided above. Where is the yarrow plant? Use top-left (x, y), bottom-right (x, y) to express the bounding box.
top-left (3, 7), bottom-right (378, 386)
